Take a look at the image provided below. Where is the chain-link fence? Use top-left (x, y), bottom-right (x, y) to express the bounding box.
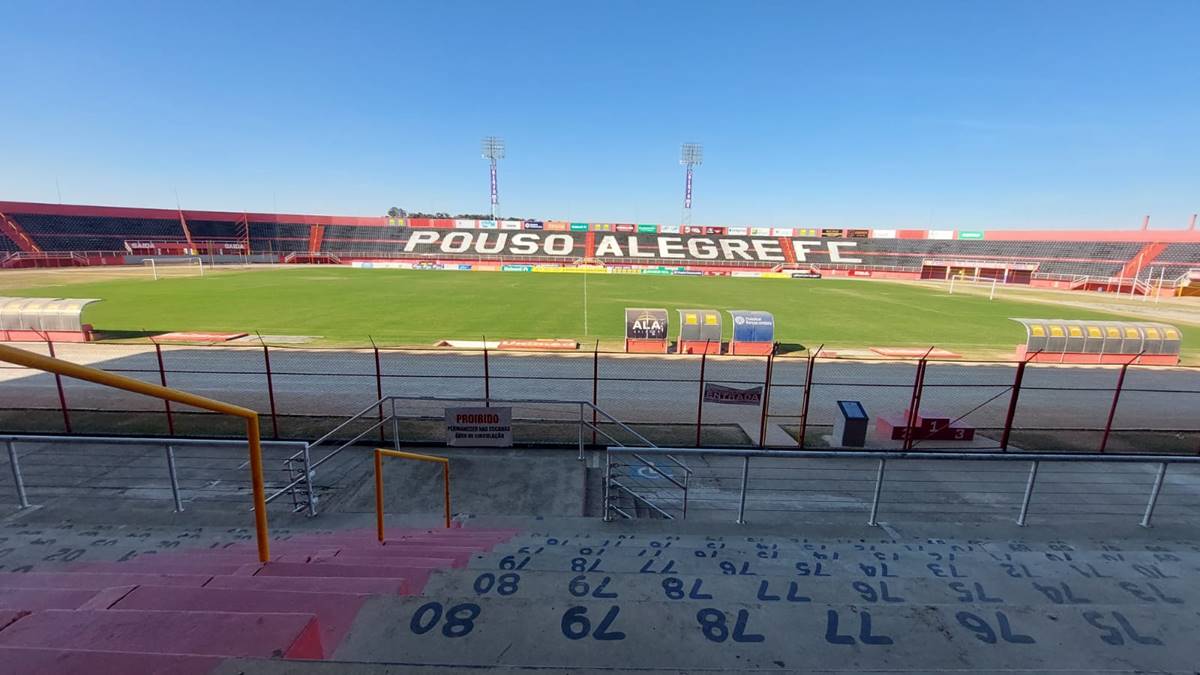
top-left (0, 339), bottom-right (1196, 454)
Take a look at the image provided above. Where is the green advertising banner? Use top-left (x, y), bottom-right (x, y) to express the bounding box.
top-left (570, 223), bottom-right (589, 231)
top-left (958, 231), bottom-right (984, 239)
top-left (501, 264), bottom-right (533, 272)
top-left (637, 224), bottom-right (658, 233)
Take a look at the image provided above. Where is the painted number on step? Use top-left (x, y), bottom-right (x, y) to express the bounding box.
top-left (410, 601), bottom-right (481, 638)
top-left (561, 605), bottom-right (626, 641)
top-left (472, 572), bottom-right (520, 596)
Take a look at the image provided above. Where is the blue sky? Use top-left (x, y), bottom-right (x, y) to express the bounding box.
top-left (1, 1), bottom-right (1196, 229)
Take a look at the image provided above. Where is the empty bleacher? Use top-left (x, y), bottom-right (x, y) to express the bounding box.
top-left (852, 239), bottom-right (1141, 277)
top-left (12, 213), bottom-right (183, 251)
top-left (1155, 243), bottom-right (1200, 277)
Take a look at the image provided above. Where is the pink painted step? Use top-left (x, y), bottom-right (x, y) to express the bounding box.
top-left (0, 573), bottom-right (211, 590)
top-left (0, 646), bottom-right (221, 675)
top-left (131, 551), bottom-right (293, 565)
top-left (253, 562), bottom-right (432, 592)
top-left (204, 574), bottom-right (408, 595)
top-left (0, 588), bottom-right (101, 610)
top-left (295, 554), bottom-right (457, 569)
top-left (329, 545), bottom-right (478, 565)
top-left (106, 585), bottom-right (368, 653)
top-left (0, 608), bottom-right (324, 659)
top-left (74, 561), bottom-right (253, 576)
top-left (0, 610), bottom-right (26, 630)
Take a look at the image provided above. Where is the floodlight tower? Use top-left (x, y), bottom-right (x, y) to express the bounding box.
top-left (680, 142), bottom-right (703, 225)
top-left (481, 136), bottom-right (505, 220)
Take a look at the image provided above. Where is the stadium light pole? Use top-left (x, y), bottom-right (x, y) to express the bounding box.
top-left (481, 136), bottom-right (505, 221)
top-left (680, 143), bottom-right (703, 226)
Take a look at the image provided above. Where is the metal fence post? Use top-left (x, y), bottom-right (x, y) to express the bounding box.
top-left (1098, 357), bottom-right (1138, 453)
top-left (757, 348), bottom-right (775, 447)
top-left (44, 336), bottom-right (71, 433)
top-left (391, 398), bottom-right (400, 451)
top-left (577, 402), bottom-right (585, 461)
top-left (736, 456), bottom-right (750, 524)
top-left (868, 458), bottom-right (886, 526)
top-left (797, 345), bottom-right (822, 449)
top-left (999, 355), bottom-right (1033, 451)
top-left (1016, 460), bottom-right (1039, 526)
top-left (164, 444), bottom-right (183, 512)
top-left (482, 342), bottom-right (491, 407)
top-left (695, 340), bottom-right (710, 447)
top-left (902, 351), bottom-right (933, 451)
top-left (592, 341), bottom-right (599, 446)
top-left (602, 449), bottom-right (613, 522)
top-left (6, 440), bottom-right (29, 508)
top-left (372, 341), bottom-right (384, 442)
top-left (1140, 462), bottom-right (1167, 527)
top-left (153, 341), bottom-right (175, 435)
top-left (261, 343), bottom-right (280, 439)
top-left (682, 471), bottom-right (689, 520)
top-left (303, 442), bottom-right (317, 516)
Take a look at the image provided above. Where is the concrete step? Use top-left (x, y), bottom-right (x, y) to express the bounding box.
top-left (204, 574), bottom-right (409, 596)
top-left (0, 588), bottom-right (103, 610)
top-left (424, 567), bottom-right (1197, 607)
top-left (364, 544), bottom-right (485, 563)
top-left (0, 572), bottom-right (211, 590)
top-left (477, 543), bottom-right (1199, 574)
top-left (103, 585), bottom-right (370, 653)
top-left (0, 608), bottom-right (323, 659)
top-left (302, 554), bottom-right (459, 569)
top-left (332, 596), bottom-right (1199, 671)
top-left (0, 646), bottom-right (222, 675)
top-left (252, 562), bottom-right (430, 591)
top-left (285, 528), bottom-right (516, 545)
top-left (73, 561), bottom-right (253, 576)
top-left (510, 532), bottom-right (1200, 556)
top-left (466, 549), bottom-right (1193, 580)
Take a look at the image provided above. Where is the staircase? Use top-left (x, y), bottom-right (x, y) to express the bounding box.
top-left (307, 224), bottom-right (325, 254)
top-left (0, 212), bottom-right (42, 253)
top-left (1116, 241), bottom-right (1169, 281)
top-left (1, 519), bottom-right (1196, 672)
top-left (0, 525), bottom-right (514, 672)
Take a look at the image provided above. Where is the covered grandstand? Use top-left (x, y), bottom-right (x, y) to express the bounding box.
top-left (1, 200), bottom-right (1197, 293)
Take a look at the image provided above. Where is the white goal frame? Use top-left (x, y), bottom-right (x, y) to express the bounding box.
top-left (143, 257), bottom-right (205, 280)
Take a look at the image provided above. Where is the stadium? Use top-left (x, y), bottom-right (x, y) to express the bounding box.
top-left (0, 195), bottom-right (1198, 671)
top-left (2, 1), bottom-right (1200, 669)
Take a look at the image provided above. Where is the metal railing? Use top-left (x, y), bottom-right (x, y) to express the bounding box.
top-left (374, 448), bottom-right (451, 539)
top-left (0, 343), bottom-right (275, 562)
top-left (2, 433), bottom-right (306, 514)
top-left (606, 445), bottom-right (1200, 527)
top-left (265, 394), bottom-right (692, 518)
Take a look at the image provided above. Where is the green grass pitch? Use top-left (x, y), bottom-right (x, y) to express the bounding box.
top-left (5, 267), bottom-right (1183, 356)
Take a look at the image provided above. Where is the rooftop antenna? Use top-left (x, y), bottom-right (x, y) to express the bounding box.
top-left (680, 143), bottom-right (703, 226)
top-left (481, 136), bottom-right (505, 221)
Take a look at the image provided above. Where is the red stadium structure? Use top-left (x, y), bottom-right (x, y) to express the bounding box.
top-left (0, 200), bottom-right (1198, 297)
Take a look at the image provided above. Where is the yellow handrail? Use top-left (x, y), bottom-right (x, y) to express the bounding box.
top-left (0, 343), bottom-right (272, 562)
top-left (374, 448), bottom-right (451, 541)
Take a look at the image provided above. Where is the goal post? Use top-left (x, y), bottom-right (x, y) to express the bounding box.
top-left (143, 257), bottom-right (204, 280)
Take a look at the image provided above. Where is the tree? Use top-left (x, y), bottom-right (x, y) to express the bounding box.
top-left (386, 206), bottom-right (406, 218)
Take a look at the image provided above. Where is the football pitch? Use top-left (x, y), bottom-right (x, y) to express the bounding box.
top-left (3, 266), bottom-right (1192, 356)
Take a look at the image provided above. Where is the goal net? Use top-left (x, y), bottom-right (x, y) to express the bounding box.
top-left (143, 257), bottom-right (205, 280)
